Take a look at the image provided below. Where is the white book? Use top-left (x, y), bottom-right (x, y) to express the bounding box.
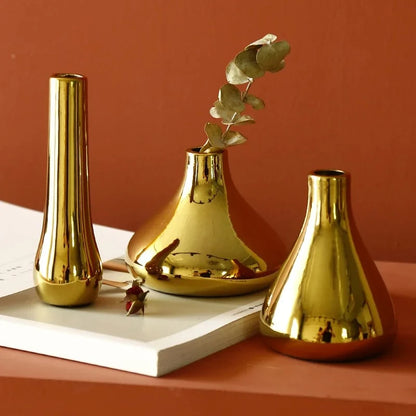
top-left (0, 201), bottom-right (265, 377)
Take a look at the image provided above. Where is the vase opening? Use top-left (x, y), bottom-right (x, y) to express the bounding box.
top-left (312, 169), bottom-right (345, 177)
top-left (188, 147), bottom-right (224, 154)
top-left (52, 73), bottom-right (85, 79)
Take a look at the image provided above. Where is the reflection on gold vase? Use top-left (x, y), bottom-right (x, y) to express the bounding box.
top-left (34, 74), bottom-right (102, 306)
top-left (260, 170), bottom-right (396, 361)
top-left (126, 148), bottom-right (287, 296)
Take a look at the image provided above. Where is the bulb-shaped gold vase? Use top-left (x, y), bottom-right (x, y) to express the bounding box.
top-left (34, 74), bottom-right (102, 306)
top-left (126, 148), bottom-right (286, 296)
top-left (260, 170), bottom-right (396, 361)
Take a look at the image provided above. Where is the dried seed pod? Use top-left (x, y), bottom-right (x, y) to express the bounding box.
top-left (123, 280), bottom-right (149, 316)
top-left (126, 290), bottom-right (149, 316)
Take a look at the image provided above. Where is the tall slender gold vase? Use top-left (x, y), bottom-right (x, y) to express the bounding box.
top-left (260, 170), bottom-right (396, 361)
top-left (34, 74), bottom-right (102, 306)
top-left (126, 148), bottom-right (286, 296)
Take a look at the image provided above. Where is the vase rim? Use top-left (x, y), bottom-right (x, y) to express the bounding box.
top-left (51, 73), bottom-right (85, 80)
top-left (310, 169), bottom-right (347, 178)
top-left (187, 147), bottom-right (225, 155)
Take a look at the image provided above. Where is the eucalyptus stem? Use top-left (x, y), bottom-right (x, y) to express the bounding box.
top-left (199, 139), bottom-right (210, 153)
top-left (200, 138), bottom-right (212, 153)
top-left (201, 33), bottom-right (290, 153)
top-left (223, 81), bottom-right (253, 136)
top-left (201, 81), bottom-right (253, 153)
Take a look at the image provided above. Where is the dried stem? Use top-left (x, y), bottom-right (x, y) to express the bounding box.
top-left (223, 80), bottom-right (253, 136)
top-left (199, 139), bottom-right (212, 153)
top-left (201, 80), bottom-right (253, 153)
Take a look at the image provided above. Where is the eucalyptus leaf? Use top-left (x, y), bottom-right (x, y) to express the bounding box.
top-left (235, 49), bottom-right (265, 79)
top-left (223, 130), bottom-right (247, 146)
top-left (210, 100), bottom-right (236, 123)
top-left (204, 122), bottom-right (225, 148)
top-left (256, 41), bottom-right (290, 71)
top-left (225, 60), bottom-right (251, 85)
top-left (234, 114), bottom-right (255, 125)
top-left (245, 94), bottom-right (265, 110)
top-left (208, 136), bottom-right (226, 148)
top-left (244, 44), bottom-right (263, 52)
top-left (223, 114), bottom-right (255, 126)
top-left (209, 106), bottom-right (221, 119)
top-left (219, 83), bottom-right (245, 112)
top-left (246, 33), bottom-right (277, 49)
top-left (269, 60), bottom-right (285, 73)
top-left (205, 146), bottom-right (224, 153)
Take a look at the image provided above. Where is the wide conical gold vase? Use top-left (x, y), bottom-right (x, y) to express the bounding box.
top-left (34, 74), bottom-right (102, 306)
top-left (260, 170), bottom-right (396, 361)
top-left (126, 148), bottom-right (286, 296)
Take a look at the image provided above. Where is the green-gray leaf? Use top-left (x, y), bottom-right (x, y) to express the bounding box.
top-left (256, 41), bottom-right (290, 71)
top-left (223, 114), bottom-right (255, 126)
top-left (225, 60), bottom-right (251, 85)
top-left (204, 122), bottom-right (225, 148)
top-left (219, 83), bottom-right (245, 113)
top-left (235, 49), bottom-right (265, 79)
top-left (223, 130), bottom-right (248, 146)
top-left (246, 33), bottom-right (277, 49)
top-left (269, 59), bottom-right (285, 73)
top-left (244, 94), bottom-right (265, 110)
top-left (210, 100), bottom-right (237, 123)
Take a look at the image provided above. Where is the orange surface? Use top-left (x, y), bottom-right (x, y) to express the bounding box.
top-left (0, 261), bottom-right (415, 415)
top-left (0, 1), bottom-right (415, 262)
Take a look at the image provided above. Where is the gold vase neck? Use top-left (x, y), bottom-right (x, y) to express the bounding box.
top-left (183, 148), bottom-right (225, 185)
top-left (49, 74), bottom-right (87, 150)
top-left (48, 74), bottom-right (89, 212)
top-left (307, 170), bottom-right (349, 226)
top-left (181, 148), bottom-right (226, 204)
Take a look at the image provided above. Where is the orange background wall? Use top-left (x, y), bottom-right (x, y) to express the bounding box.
top-left (0, 1), bottom-right (415, 262)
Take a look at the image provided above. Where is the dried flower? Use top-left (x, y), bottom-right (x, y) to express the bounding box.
top-left (123, 280), bottom-right (149, 316)
top-left (200, 33), bottom-right (290, 153)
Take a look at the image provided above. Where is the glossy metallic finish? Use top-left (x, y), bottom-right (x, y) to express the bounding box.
top-left (260, 170), bottom-right (396, 360)
top-left (126, 149), bottom-right (286, 296)
top-left (34, 74), bottom-right (102, 306)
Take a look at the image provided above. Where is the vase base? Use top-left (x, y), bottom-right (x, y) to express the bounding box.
top-left (126, 262), bottom-right (278, 297)
top-left (33, 272), bottom-right (102, 306)
top-left (259, 320), bottom-right (396, 361)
